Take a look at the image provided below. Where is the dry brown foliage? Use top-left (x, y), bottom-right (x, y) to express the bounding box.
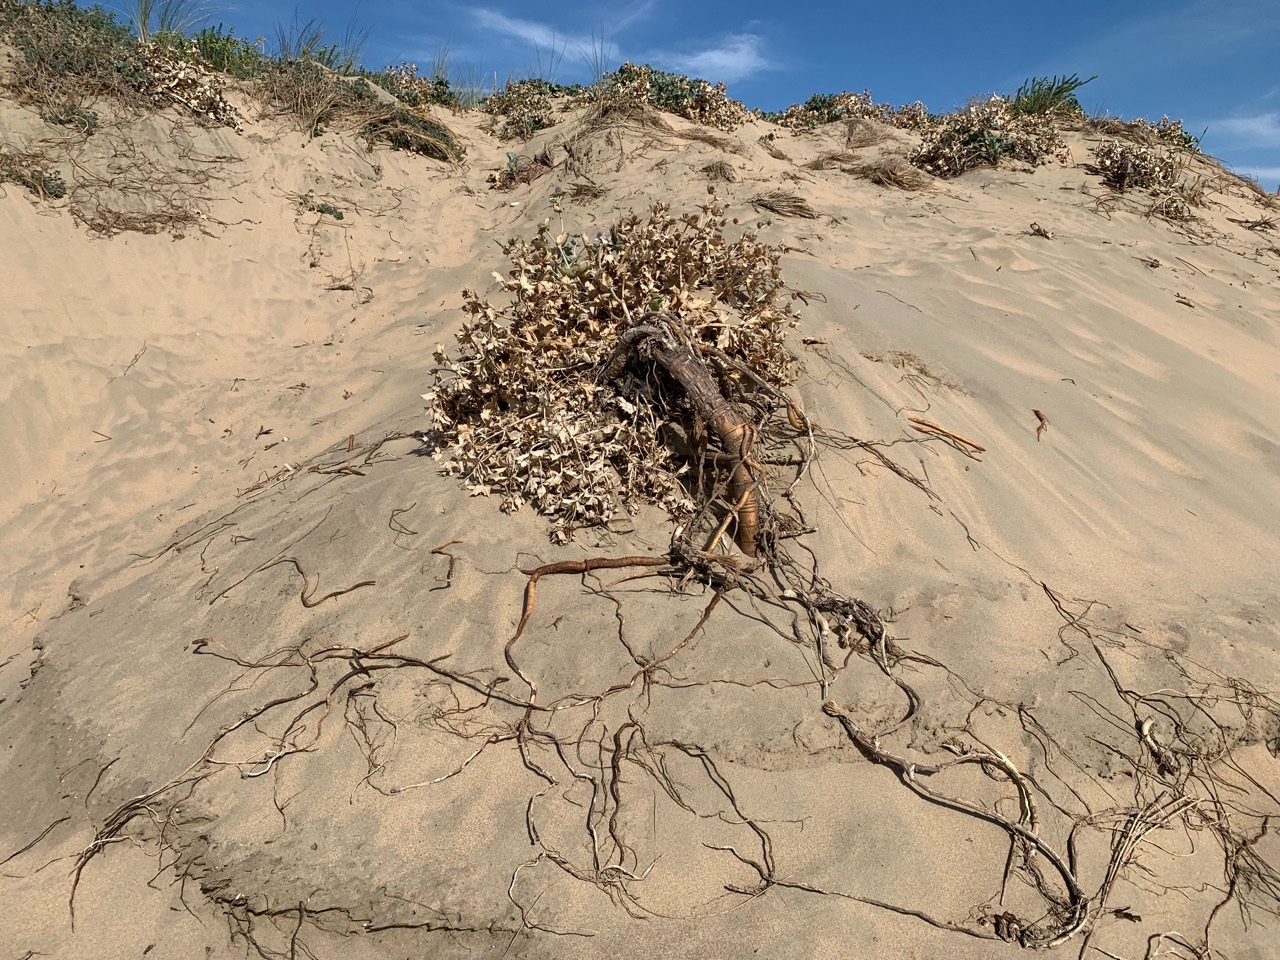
top-left (674, 127), bottom-right (744, 153)
top-left (845, 118), bottom-right (889, 149)
top-left (138, 41), bottom-right (242, 130)
top-left (426, 201), bottom-right (801, 541)
top-left (1093, 139), bottom-right (1178, 191)
top-left (701, 159), bottom-right (736, 182)
top-left (750, 190), bottom-right (818, 218)
top-left (568, 181), bottom-right (605, 203)
top-left (804, 151), bottom-right (858, 171)
top-left (844, 157), bottom-right (933, 191)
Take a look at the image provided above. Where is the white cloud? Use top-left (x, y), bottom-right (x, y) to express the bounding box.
top-left (472, 10), bottom-right (574, 50)
top-left (651, 33), bottom-right (769, 84)
top-left (470, 4), bottom-right (654, 59)
top-left (1211, 112), bottom-right (1280, 147)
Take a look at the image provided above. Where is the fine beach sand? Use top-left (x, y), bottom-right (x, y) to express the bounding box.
top-left (3, 72), bottom-right (1279, 960)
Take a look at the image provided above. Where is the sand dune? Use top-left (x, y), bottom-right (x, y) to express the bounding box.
top-left (3, 59), bottom-right (1279, 960)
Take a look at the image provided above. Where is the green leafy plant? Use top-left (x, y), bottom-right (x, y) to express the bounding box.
top-left (194, 23), bottom-right (266, 78)
top-left (41, 102), bottom-right (99, 132)
top-left (0, 155), bottom-right (67, 199)
top-left (592, 62), bottom-right (751, 131)
top-left (1010, 73), bottom-right (1096, 116)
top-left (909, 96), bottom-right (1070, 178)
top-left (0, 0), bottom-right (144, 106)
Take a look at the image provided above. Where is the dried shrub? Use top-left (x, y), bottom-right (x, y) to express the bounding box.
top-left (751, 190), bottom-right (818, 218)
top-left (845, 118), bottom-right (887, 149)
top-left (1093, 139), bottom-right (1177, 191)
top-left (426, 201), bottom-right (800, 540)
top-left (591, 62), bottom-right (752, 132)
top-left (909, 96), bottom-right (1069, 178)
top-left (701, 160), bottom-right (735, 182)
top-left (138, 40), bottom-right (242, 129)
top-left (758, 137), bottom-right (790, 161)
top-left (487, 148), bottom-right (554, 190)
top-left (568, 181), bottom-right (604, 204)
top-left (1135, 115), bottom-right (1201, 151)
top-left (844, 157), bottom-right (932, 191)
top-left (674, 127), bottom-right (743, 153)
top-left (805, 151), bottom-right (858, 171)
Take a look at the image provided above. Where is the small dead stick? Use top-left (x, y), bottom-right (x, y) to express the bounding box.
top-left (213, 556), bottom-right (375, 608)
top-left (507, 556), bottom-right (671, 700)
top-left (430, 539), bottom-right (463, 590)
top-left (1033, 409), bottom-right (1049, 441)
top-left (908, 417), bottom-right (985, 459)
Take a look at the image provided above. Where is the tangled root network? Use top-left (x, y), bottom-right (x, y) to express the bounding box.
top-left (426, 202), bottom-right (800, 542)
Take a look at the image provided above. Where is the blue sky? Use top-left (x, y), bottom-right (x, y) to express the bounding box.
top-left (184, 0), bottom-right (1278, 186)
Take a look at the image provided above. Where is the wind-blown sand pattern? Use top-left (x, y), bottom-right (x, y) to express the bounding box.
top-left (3, 51), bottom-right (1279, 960)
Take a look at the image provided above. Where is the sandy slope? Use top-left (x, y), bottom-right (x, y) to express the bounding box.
top-left (2, 82), bottom-right (1279, 960)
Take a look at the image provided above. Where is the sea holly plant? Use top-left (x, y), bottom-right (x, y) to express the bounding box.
top-left (425, 200), bottom-right (801, 544)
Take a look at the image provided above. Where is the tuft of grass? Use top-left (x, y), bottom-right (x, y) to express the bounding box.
top-left (845, 118), bottom-right (888, 149)
top-left (579, 28), bottom-right (613, 87)
top-left (272, 12), bottom-right (369, 75)
top-left (123, 0), bottom-right (205, 45)
top-left (1009, 73), bottom-right (1096, 116)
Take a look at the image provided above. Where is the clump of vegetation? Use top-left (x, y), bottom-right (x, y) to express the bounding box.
top-left (0, 151), bottom-right (66, 199)
top-left (766, 90), bottom-right (931, 132)
top-left (0, 2), bottom-right (239, 128)
top-left (426, 200), bottom-right (800, 541)
top-left (362, 109), bottom-right (464, 162)
top-left (297, 195), bottom-right (343, 219)
top-left (909, 96), bottom-right (1069, 178)
top-left (194, 24), bottom-right (267, 78)
top-left (768, 91), bottom-right (877, 129)
top-left (592, 62), bottom-right (752, 132)
top-left (0, 0), bottom-right (146, 109)
top-left (1009, 73), bottom-right (1095, 116)
top-left (365, 61), bottom-right (459, 110)
top-left (137, 39), bottom-right (242, 128)
top-left (1093, 140), bottom-right (1178, 191)
top-left (483, 78), bottom-right (582, 140)
top-left (40, 102), bottom-right (99, 132)
top-left (1137, 115), bottom-right (1201, 151)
